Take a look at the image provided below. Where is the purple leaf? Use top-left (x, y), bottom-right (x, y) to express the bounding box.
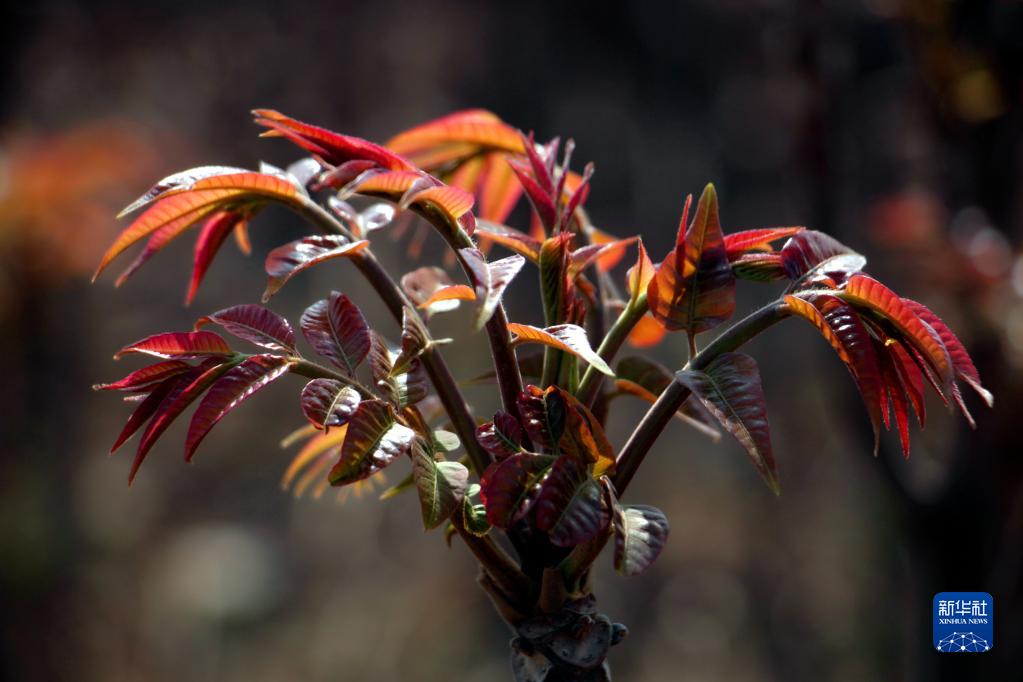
top-left (196, 304), bottom-right (296, 354)
top-left (300, 292), bottom-right (370, 376)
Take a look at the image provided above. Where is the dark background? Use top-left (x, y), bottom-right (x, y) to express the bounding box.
top-left (1, 1), bottom-right (1021, 680)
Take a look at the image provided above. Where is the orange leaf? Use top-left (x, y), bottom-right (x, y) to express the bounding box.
top-left (417, 284), bottom-right (476, 309)
top-left (506, 323), bottom-right (613, 375)
top-left (626, 313), bottom-right (667, 348)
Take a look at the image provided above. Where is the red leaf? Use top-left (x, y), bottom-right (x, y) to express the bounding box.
top-left (94, 360), bottom-right (193, 392)
top-left (841, 274), bottom-right (955, 395)
top-left (568, 236), bottom-right (639, 278)
top-left (533, 456), bottom-right (610, 547)
top-left (516, 385), bottom-right (567, 451)
top-left (476, 153), bottom-right (523, 223)
top-left (328, 400), bottom-right (415, 486)
top-left (253, 109), bottom-right (414, 171)
top-left (479, 452), bottom-right (556, 528)
top-left (877, 345), bottom-right (912, 457)
top-left (647, 185), bottom-right (736, 333)
top-left (109, 377), bottom-right (182, 453)
top-left (901, 299), bottom-right (993, 408)
top-left (115, 331), bottom-right (233, 360)
top-left (626, 241), bottom-right (655, 302)
top-left (385, 109), bottom-right (524, 166)
top-left (195, 304), bottom-right (296, 354)
top-left (300, 292), bottom-right (370, 376)
top-left (786, 294), bottom-right (884, 450)
top-left (300, 378), bottom-right (362, 429)
top-left (184, 355), bottom-right (293, 461)
top-left (626, 313), bottom-right (668, 349)
top-left (675, 352), bottom-right (779, 493)
top-left (130, 360), bottom-right (234, 483)
top-left (724, 227), bottom-right (805, 259)
top-left (187, 211), bottom-right (245, 305)
top-left (509, 157), bottom-right (558, 230)
top-left (475, 411), bottom-right (524, 460)
top-left (118, 165), bottom-right (248, 216)
top-left (731, 252), bottom-right (788, 282)
top-left (262, 235), bottom-right (370, 300)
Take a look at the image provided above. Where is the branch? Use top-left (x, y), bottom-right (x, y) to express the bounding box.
top-left (611, 300), bottom-right (791, 496)
top-left (295, 198), bottom-right (492, 477)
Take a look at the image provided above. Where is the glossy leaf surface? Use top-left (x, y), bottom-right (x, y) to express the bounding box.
top-left (533, 456), bottom-right (610, 547)
top-left (506, 323), bottom-right (613, 376)
top-left (300, 379), bottom-right (362, 429)
top-left (676, 352), bottom-right (779, 493)
top-left (262, 235), bottom-right (370, 300)
top-left (479, 452), bottom-right (556, 528)
top-left (115, 331), bottom-right (233, 360)
top-left (412, 437), bottom-right (469, 530)
top-left (195, 304), bottom-right (296, 354)
top-left (613, 504), bottom-right (670, 577)
top-left (300, 293), bottom-right (371, 376)
top-left (475, 411), bottom-right (524, 460)
top-left (460, 248), bottom-right (526, 329)
top-left (329, 400), bottom-right (415, 486)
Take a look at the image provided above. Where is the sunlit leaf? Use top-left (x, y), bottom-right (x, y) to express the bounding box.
top-left (115, 331), bottom-right (233, 360)
top-left (412, 437), bottom-right (469, 530)
top-left (300, 292), bottom-right (371, 376)
top-left (184, 355), bottom-right (293, 461)
top-left (281, 425), bottom-right (347, 496)
top-left (479, 452), bottom-right (556, 528)
top-left (613, 504), bottom-right (670, 577)
top-left (613, 356), bottom-right (721, 440)
top-left (723, 226), bottom-right (805, 259)
top-left (902, 299), bottom-right (993, 408)
top-left (300, 378), bottom-right (362, 429)
top-left (118, 165), bottom-right (248, 217)
top-left (538, 233), bottom-right (572, 323)
top-left (94, 360), bottom-right (193, 392)
top-left (129, 359), bottom-right (237, 483)
top-left (386, 109), bottom-right (524, 165)
top-left (475, 410), bottom-right (524, 460)
top-left (460, 248), bottom-right (526, 329)
top-left (390, 307), bottom-right (432, 377)
top-left (560, 391), bottom-right (616, 477)
top-left (253, 109), bottom-right (414, 171)
top-left (626, 313), bottom-right (667, 348)
top-left (262, 235), bottom-right (370, 300)
top-left (517, 385), bottom-right (567, 451)
top-left (731, 252), bottom-right (788, 282)
top-left (329, 400), bottom-right (415, 486)
top-left (195, 303), bottom-right (296, 354)
top-left (533, 456), bottom-right (610, 547)
top-left (877, 344), bottom-right (912, 457)
top-left (781, 231), bottom-right (865, 281)
top-left (108, 375), bottom-right (183, 454)
top-left (647, 185), bottom-right (736, 333)
top-left (187, 211), bottom-right (246, 305)
top-left (462, 483), bottom-right (491, 536)
top-left (401, 266), bottom-right (467, 315)
top-left (569, 236), bottom-right (638, 278)
top-left (507, 323), bottom-right (613, 376)
top-left (675, 352), bottom-right (779, 493)
top-left (475, 220), bottom-right (541, 262)
top-left (840, 274), bottom-right (954, 394)
top-left (626, 241), bottom-right (655, 302)
top-left (509, 157), bottom-right (558, 230)
top-left (786, 294), bottom-right (884, 449)
top-left (418, 285), bottom-right (476, 309)
top-left (887, 338), bottom-right (926, 428)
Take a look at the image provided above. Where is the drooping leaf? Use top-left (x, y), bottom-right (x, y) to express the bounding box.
top-left (887, 338), bottom-right (927, 428)
top-left (613, 356), bottom-right (721, 440)
top-left (94, 360), bottom-right (193, 392)
top-left (876, 344), bottom-right (912, 457)
top-left (329, 400), bottom-right (415, 486)
top-left (412, 437), bottom-right (469, 530)
top-left (509, 157), bottom-right (558, 231)
top-left (253, 109), bottom-right (415, 171)
top-left (401, 266), bottom-right (474, 315)
top-left (475, 411), bottom-right (524, 460)
top-left (195, 303), bottom-right (296, 354)
top-left (459, 248), bottom-right (526, 329)
top-left (647, 185), bottom-right (736, 333)
top-left (262, 235), bottom-right (370, 300)
top-left (129, 359), bottom-right (237, 483)
top-left (901, 299), bottom-right (993, 408)
top-left (675, 352), bottom-right (779, 493)
top-left (184, 355), bottom-right (293, 461)
top-left (507, 323), bottom-right (613, 376)
top-left (300, 292), bottom-right (371, 376)
top-left (516, 385), bottom-right (568, 451)
top-left (418, 285), bottom-right (476, 309)
top-left (108, 375), bottom-right (183, 453)
top-left (533, 456), bottom-right (610, 547)
top-left (300, 378), bottom-right (362, 429)
top-left (723, 226), bottom-right (805, 259)
top-left (479, 452), bottom-right (556, 528)
top-left (115, 331), bottom-right (234, 360)
top-left (613, 504), bottom-right (670, 577)
top-left (840, 274), bottom-right (954, 394)
top-left (785, 294), bottom-right (884, 449)
top-left (186, 211), bottom-right (245, 305)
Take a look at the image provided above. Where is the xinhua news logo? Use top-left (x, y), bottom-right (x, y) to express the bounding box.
top-left (933, 592), bottom-right (993, 653)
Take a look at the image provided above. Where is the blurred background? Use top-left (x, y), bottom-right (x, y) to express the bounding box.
top-left (1, 1), bottom-right (1021, 680)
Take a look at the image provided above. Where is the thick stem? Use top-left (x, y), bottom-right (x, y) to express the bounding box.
top-left (576, 294), bottom-right (648, 407)
top-left (453, 513), bottom-right (533, 609)
top-left (611, 301), bottom-right (791, 496)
